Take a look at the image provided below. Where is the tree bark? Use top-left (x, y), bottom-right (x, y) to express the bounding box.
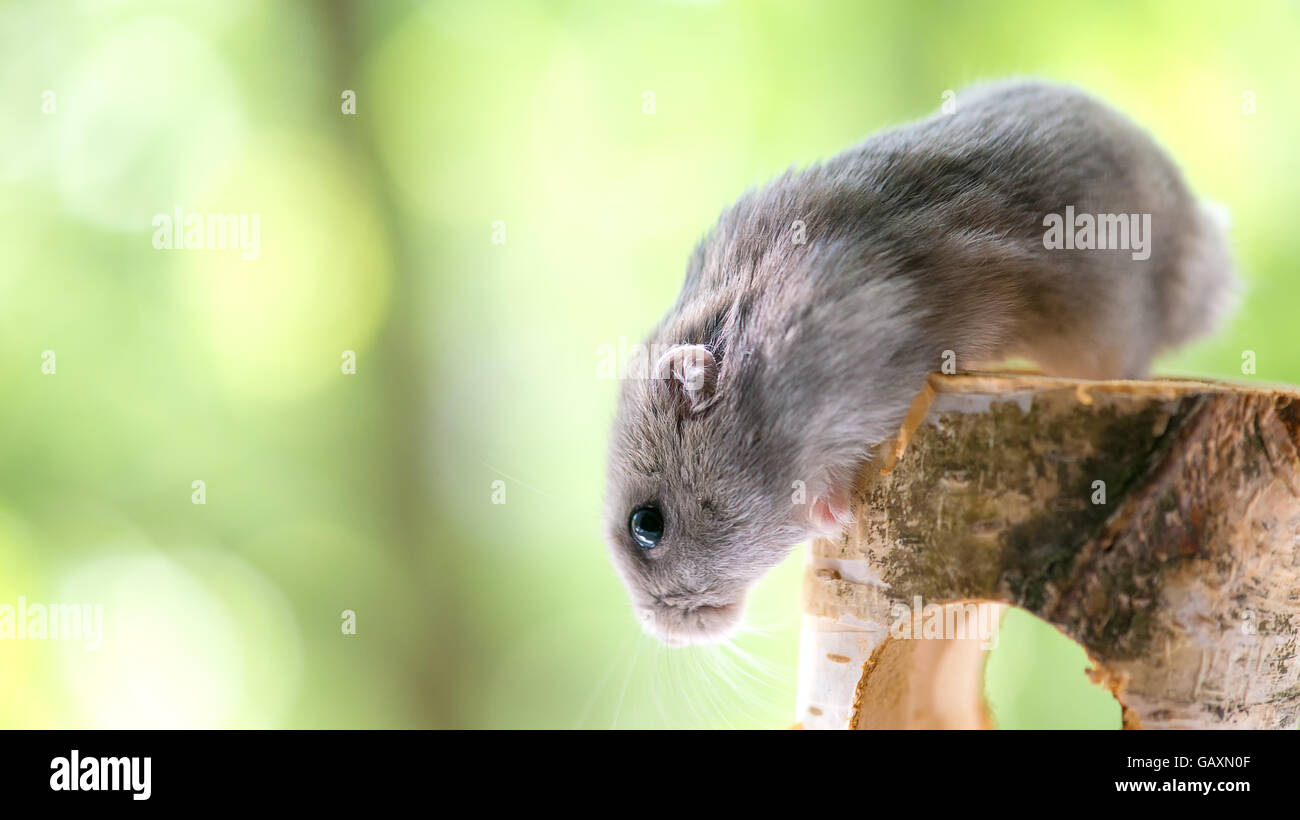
top-left (796, 373), bottom-right (1300, 730)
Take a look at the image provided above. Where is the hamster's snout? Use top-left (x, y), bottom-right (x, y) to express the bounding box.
top-left (637, 600), bottom-right (745, 647)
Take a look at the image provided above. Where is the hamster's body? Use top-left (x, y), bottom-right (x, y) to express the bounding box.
top-left (604, 80), bottom-right (1237, 647)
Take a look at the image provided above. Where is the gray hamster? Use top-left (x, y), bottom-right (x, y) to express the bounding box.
top-left (603, 80), bottom-right (1237, 647)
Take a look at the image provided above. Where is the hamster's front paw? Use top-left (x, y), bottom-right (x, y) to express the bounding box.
top-left (809, 485), bottom-right (856, 539)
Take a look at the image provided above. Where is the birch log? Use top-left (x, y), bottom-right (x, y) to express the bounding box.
top-left (796, 373), bottom-right (1300, 730)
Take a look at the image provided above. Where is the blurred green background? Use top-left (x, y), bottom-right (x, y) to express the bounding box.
top-left (1, 0), bottom-right (1296, 729)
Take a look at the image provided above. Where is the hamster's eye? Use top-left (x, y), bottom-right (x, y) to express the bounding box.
top-left (629, 506), bottom-right (664, 549)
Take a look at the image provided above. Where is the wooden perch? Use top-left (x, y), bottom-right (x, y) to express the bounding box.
top-left (796, 372), bottom-right (1300, 730)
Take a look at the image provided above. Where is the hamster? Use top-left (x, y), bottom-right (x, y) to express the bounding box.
top-left (603, 80), bottom-right (1237, 647)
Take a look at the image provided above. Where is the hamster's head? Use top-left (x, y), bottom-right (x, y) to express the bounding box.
top-left (603, 343), bottom-right (806, 647)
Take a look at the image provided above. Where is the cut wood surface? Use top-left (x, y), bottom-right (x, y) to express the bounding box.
top-left (796, 372), bottom-right (1300, 730)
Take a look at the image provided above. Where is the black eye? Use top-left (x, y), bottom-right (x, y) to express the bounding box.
top-left (629, 506), bottom-right (664, 549)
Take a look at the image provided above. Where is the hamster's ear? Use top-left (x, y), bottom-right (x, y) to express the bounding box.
top-left (653, 344), bottom-right (719, 414)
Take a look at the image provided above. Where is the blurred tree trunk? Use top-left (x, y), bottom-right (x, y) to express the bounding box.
top-left (797, 373), bottom-right (1300, 730)
top-left (319, 1), bottom-right (458, 728)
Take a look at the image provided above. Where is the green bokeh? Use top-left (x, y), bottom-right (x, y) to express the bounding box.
top-left (1, 0), bottom-right (1295, 728)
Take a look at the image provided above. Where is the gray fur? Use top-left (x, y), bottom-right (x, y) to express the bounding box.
top-left (604, 79), bottom-right (1238, 646)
